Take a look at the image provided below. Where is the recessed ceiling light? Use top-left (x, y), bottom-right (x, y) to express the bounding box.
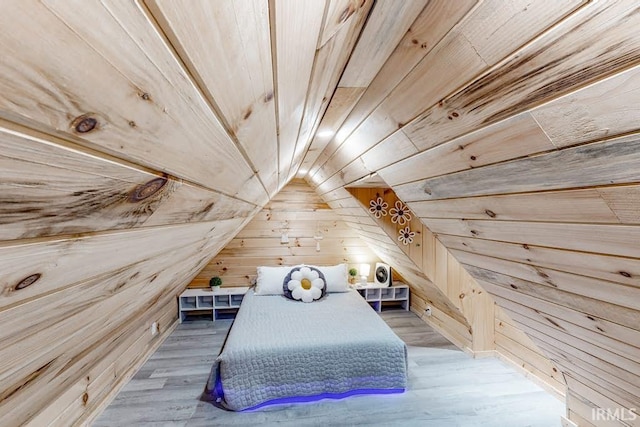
top-left (316, 130), bottom-right (334, 138)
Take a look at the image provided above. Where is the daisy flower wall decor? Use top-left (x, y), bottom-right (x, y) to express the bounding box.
top-left (369, 196), bottom-right (388, 218)
top-left (390, 201), bottom-right (412, 225)
top-left (398, 226), bottom-right (415, 246)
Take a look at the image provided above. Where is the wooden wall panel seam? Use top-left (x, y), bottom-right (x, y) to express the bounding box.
top-left (305, 0), bottom-right (481, 180)
top-left (495, 299), bottom-right (640, 375)
top-left (309, 0), bottom-right (587, 189)
top-left (438, 233), bottom-right (640, 289)
top-left (424, 221), bottom-right (640, 259)
top-left (121, 1), bottom-right (270, 199)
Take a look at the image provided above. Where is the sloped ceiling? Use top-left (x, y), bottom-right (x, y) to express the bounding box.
top-left (304, 1), bottom-right (640, 426)
top-left (1, 0), bottom-right (639, 425)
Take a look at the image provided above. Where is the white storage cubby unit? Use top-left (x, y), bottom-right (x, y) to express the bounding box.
top-left (178, 287), bottom-right (249, 322)
top-left (355, 283), bottom-right (409, 312)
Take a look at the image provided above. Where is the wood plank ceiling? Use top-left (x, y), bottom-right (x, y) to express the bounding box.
top-left (303, 1), bottom-right (640, 426)
top-left (0, 1), bottom-right (373, 424)
top-left (1, 0), bottom-right (640, 425)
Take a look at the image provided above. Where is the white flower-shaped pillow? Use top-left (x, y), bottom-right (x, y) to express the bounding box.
top-left (283, 266), bottom-right (326, 302)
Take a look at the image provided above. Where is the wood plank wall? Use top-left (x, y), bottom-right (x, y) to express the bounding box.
top-left (345, 187), bottom-right (494, 354)
top-left (0, 2), bottom-right (273, 425)
top-left (191, 179), bottom-right (381, 288)
top-left (495, 307), bottom-right (566, 400)
top-left (0, 91), bottom-right (257, 425)
top-left (312, 186), bottom-right (473, 345)
top-left (339, 186), bottom-right (564, 398)
top-left (2, 0), bottom-right (639, 425)
top-left (0, 1), bottom-right (376, 424)
top-left (304, 2), bottom-right (640, 424)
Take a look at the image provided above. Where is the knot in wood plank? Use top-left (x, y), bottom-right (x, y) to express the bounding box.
top-left (128, 176), bottom-right (167, 202)
top-left (15, 273), bottom-right (41, 290)
top-left (71, 114), bottom-right (98, 133)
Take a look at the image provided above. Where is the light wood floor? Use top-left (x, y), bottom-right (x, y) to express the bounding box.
top-left (95, 310), bottom-right (565, 426)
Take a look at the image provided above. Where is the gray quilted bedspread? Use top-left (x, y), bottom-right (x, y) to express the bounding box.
top-left (205, 289), bottom-right (408, 411)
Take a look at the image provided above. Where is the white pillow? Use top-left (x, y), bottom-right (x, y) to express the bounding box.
top-left (255, 266), bottom-right (295, 295)
top-left (314, 264), bottom-right (349, 293)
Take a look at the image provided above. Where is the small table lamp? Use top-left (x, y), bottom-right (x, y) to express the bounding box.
top-left (359, 263), bottom-right (370, 285)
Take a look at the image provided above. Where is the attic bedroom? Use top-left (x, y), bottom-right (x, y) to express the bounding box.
top-left (1, 0), bottom-right (638, 426)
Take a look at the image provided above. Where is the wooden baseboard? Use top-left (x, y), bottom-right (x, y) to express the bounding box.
top-left (410, 306), bottom-right (468, 350)
top-left (469, 349), bottom-right (498, 359)
top-left (496, 351), bottom-right (566, 402)
top-left (78, 318), bottom-right (179, 427)
top-left (409, 305), bottom-right (496, 359)
top-left (561, 415), bottom-right (579, 427)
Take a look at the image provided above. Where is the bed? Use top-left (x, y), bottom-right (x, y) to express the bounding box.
top-left (203, 283), bottom-right (408, 411)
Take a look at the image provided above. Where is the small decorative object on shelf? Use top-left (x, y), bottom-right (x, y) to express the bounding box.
top-left (398, 226), bottom-right (415, 246)
top-left (369, 196), bottom-right (388, 218)
top-left (359, 263), bottom-right (371, 285)
top-left (390, 201), bottom-right (412, 225)
top-left (209, 276), bottom-right (222, 290)
top-left (348, 268), bottom-right (358, 284)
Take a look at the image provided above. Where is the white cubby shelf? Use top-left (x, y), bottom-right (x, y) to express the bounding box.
top-left (178, 287), bottom-right (249, 322)
top-left (355, 283), bottom-right (409, 312)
